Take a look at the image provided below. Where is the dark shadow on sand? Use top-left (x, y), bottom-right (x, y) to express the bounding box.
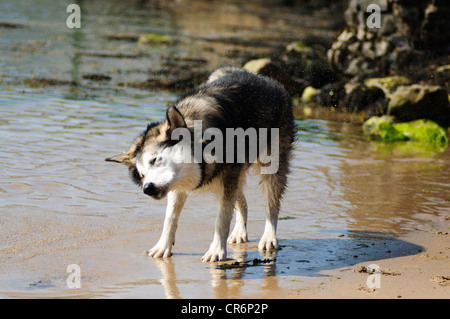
top-left (212, 230), bottom-right (423, 280)
top-left (150, 230), bottom-right (424, 298)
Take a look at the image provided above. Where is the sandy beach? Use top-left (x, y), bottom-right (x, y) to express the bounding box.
top-left (0, 196), bottom-right (448, 299)
top-left (291, 216), bottom-right (450, 299)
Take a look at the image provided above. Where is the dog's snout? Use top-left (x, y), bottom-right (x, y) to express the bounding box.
top-left (143, 183), bottom-right (157, 196)
top-left (143, 183), bottom-right (168, 200)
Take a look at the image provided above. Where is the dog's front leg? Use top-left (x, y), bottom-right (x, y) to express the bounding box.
top-left (148, 191), bottom-right (187, 258)
top-left (201, 193), bottom-right (235, 262)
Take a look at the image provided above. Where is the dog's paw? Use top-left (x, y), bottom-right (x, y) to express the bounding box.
top-left (258, 234), bottom-right (279, 251)
top-left (147, 243), bottom-right (172, 258)
top-left (227, 226), bottom-right (248, 245)
top-left (201, 244), bottom-right (226, 262)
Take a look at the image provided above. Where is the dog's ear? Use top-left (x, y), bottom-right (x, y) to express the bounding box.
top-left (105, 151), bottom-right (134, 167)
top-left (166, 106), bottom-right (186, 131)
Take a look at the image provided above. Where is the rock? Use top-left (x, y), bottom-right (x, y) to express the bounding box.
top-left (433, 64), bottom-right (450, 87)
top-left (431, 275), bottom-right (450, 286)
top-left (344, 58), bottom-right (362, 76)
top-left (122, 70), bottom-right (209, 92)
top-left (363, 116), bottom-right (449, 145)
top-left (243, 58), bottom-right (272, 74)
top-left (380, 122), bottom-right (409, 142)
top-left (328, 0), bottom-right (450, 78)
top-left (347, 42), bottom-right (361, 54)
top-left (301, 86), bottom-right (320, 102)
top-left (364, 76), bottom-right (410, 95)
top-left (138, 33), bottom-right (172, 45)
top-left (104, 33), bottom-right (140, 42)
top-left (362, 115), bottom-right (396, 139)
top-left (387, 48), bottom-right (426, 74)
top-left (435, 64), bottom-right (450, 77)
top-left (361, 41), bottom-right (375, 59)
top-left (316, 81), bottom-right (346, 108)
top-left (328, 30), bottom-right (357, 73)
top-left (243, 58), bottom-right (307, 96)
top-left (24, 77), bottom-right (78, 88)
top-left (0, 22), bottom-right (24, 28)
top-left (82, 73), bottom-right (112, 81)
top-left (75, 50), bottom-right (145, 59)
top-left (341, 84), bottom-right (386, 113)
top-left (384, 34), bottom-right (410, 50)
top-left (375, 40), bottom-right (391, 57)
top-left (387, 84), bottom-right (450, 124)
top-left (282, 40), bottom-right (337, 88)
top-left (302, 61), bottom-right (337, 88)
top-left (394, 119), bottom-right (449, 145)
top-left (286, 41), bottom-right (314, 56)
top-left (316, 80), bottom-right (387, 115)
top-left (380, 15), bottom-right (397, 36)
top-left (349, 0), bottom-right (388, 11)
top-left (344, 57), bottom-right (377, 78)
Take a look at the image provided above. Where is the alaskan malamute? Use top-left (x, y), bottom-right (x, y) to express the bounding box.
top-left (106, 67), bottom-right (295, 262)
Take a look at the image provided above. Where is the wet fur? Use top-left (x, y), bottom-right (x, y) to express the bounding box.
top-left (106, 68), bottom-right (295, 262)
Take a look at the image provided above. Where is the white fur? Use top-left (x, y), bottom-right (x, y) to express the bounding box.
top-left (148, 191), bottom-right (187, 258)
top-left (144, 150), bottom-right (280, 261)
top-left (227, 189), bottom-right (248, 245)
top-left (109, 68), bottom-right (291, 263)
top-left (138, 143), bottom-right (201, 193)
top-left (137, 68), bottom-right (289, 262)
top-left (200, 179), bottom-right (235, 262)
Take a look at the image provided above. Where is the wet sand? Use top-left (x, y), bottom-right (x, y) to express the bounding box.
top-left (0, 204), bottom-right (448, 299)
top-left (285, 216), bottom-right (450, 299)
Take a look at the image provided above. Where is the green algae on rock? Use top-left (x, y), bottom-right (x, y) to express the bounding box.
top-left (363, 116), bottom-right (449, 146)
top-left (138, 33), bottom-right (172, 45)
top-left (394, 120), bottom-right (449, 145)
top-left (364, 76), bottom-right (410, 95)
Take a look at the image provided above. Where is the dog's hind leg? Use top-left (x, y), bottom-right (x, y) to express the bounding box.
top-left (148, 191), bottom-right (187, 258)
top-left (227, 187), bottom-right (248, 245)
top-left (258, 170), bottom-right (287, 252)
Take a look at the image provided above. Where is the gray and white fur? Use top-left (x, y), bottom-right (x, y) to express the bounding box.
top-left (106, 67), bottom-right (295, 262)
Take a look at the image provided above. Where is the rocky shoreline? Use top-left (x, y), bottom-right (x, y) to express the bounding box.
top-left (239, 0), bottom-right (450, 144)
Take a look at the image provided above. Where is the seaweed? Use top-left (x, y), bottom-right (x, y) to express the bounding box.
top-left (216, 258), bottom-right (276, 270)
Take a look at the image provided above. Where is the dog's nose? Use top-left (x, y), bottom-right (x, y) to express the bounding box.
top-left (143, 183), bottom-right (157, 196)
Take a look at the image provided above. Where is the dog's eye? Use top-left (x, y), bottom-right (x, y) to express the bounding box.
top-left (149, 158), bottom-right (157, 166)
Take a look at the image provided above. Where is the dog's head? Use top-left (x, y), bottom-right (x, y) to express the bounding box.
top-left (106, 106), bottom-right (201, 200)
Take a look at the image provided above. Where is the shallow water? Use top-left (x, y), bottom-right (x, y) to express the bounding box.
top-left (1, 0), bottom-right (449, 298)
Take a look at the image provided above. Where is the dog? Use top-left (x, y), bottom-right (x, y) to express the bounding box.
top-left (106, 67), bottom-right (295, 262)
